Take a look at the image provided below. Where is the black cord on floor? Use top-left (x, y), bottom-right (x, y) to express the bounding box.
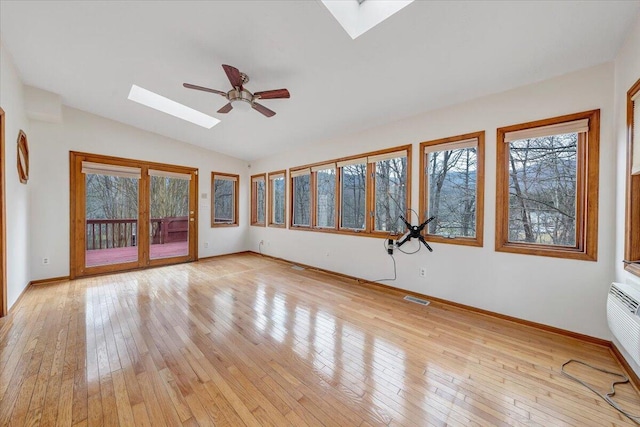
top-left (561, 359), bottom-right (640, 424)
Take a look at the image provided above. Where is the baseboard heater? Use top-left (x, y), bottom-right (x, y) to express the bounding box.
top-left (607, 282), bottom-right (640, 366)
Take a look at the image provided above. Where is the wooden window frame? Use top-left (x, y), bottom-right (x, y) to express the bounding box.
top-left (0, 108), bottom-right (6, 317)
top-left (288, 144), bottom-right (412, 237)
top-left (290, 169), bottom-right (312, 228)
top-left (625, 78), bottom-right (640, 276)
top-left (250, 173), bottom-right (266, 227)
top-left (338, 158), bottom-right (369, 232)
top-left (268, 170), bottom-right (287, 228)
top-left (419, 131), bottom-right (485, 247)
top-left (313, 164), bottom-right (338, 230)
top-left (211, 172), bottom-right (239, 228)
top-left (495, 110), bottom-right (599, 261)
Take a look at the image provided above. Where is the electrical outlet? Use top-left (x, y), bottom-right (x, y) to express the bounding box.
top-left (204, 242), bottom-right (209, 248)
top-left (419, 267), bottom-right (427, 278)
top-left (42, 257), bottom-right (50, 265)
top-left (260, 240), bottom-right (264, 245)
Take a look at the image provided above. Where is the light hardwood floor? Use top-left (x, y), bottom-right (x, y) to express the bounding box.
top-left (1, 253), bottom-right (639, 426)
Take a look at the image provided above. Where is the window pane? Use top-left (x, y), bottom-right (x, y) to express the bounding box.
top-left (374, 157), bottom-right (406, 233)
top-left (272, 177), bottom-right (285, 224)
top-left (150, 175), bottom-right (190, 260)
top-left (85, 173), bottom-right (139, 267)
top-left (293, 175), bottom-right (310, 226)
top-left (214, 179), bottom-right (235, 223)
top-left (508, 133), bottom-right (577, 246)
top-left (341, 163), bottom-right (366, 230)
top-left (427, 148), bottom-right (477, 238)
top-left (256, 180), bottom-right (265, 224)
top-left (316, 169), bottom-right (335, 228)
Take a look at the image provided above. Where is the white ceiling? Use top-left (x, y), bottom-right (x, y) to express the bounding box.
top-left (1, 1), bottom-right (638, 161)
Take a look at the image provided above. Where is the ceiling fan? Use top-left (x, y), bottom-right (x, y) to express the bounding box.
top-left (183, 64), bottom-right (290, 118)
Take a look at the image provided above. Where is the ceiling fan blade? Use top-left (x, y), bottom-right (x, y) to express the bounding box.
top-left (254, 88), bottom-right (290, 100)
top-left (217, 103), bottom-right (233, 114)
top-left (222, 64), bottom-right (243, 89)
top-left (183, 83), bottom-right (226, 97)
top-left (252, 102), bottom-right (276, 118)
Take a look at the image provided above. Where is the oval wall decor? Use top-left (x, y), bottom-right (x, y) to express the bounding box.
top-left (17, 130), bottom-right (29, 184)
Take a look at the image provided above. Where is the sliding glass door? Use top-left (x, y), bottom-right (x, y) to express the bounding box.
top-left (70, 152), bottom-right (198, 278)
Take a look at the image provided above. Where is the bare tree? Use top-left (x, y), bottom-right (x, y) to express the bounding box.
top-left (341, 164), bottom-right (366, 229)
top-left (213, 179), bottom-right (235, 223)
top-left (375, 157), bottom-right (406, 233)
top-left (508, 134), bottom-right (577, 245)
top-left (427, 149), bottom-right (471, 236)
top-left (293, 175), bottom-right (310, 225)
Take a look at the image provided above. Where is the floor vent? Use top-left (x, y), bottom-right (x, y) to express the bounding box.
top-left (404, 295), bottom-right (430, 306)
top-left (291, 265), bottom-right (305, 271)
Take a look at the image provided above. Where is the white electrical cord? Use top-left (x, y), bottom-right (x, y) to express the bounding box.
top-left (561, 359), bottom-right (640, 424)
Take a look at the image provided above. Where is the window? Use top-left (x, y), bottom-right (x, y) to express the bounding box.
top-left (496, 110), bottom-right (599, 260)
top-left (211, 172), bottom-right (238, 227)
top-left (289, 145), bottom-right (411, 236)
top-left (268, 171), bottom-right (286, 227)
top-left (625, 79), bottom-right (640, 276)
top-left (338, 158), bottom-right (367, 230)
top-left (251, 174), bottom-right (266, 226)
top-left (371, 151), bottom-right (408, 234)
top-left (313, 164), bottom-right (337, 228)
top-left (291, 168), bottom-right (311, 227)
top-left (419, 132), bottom-right (484, 246)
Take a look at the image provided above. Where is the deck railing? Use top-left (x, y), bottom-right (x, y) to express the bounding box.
top-left (86, 217), bottom-right (188, 250)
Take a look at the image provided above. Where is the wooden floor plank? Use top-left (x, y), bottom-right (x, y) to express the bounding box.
top-left (1, 253), bottom-right (639, 426)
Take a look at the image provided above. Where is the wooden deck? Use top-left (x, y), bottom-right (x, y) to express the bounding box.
top-left (1, 253), bottom-right (639, 426)
top-left (85, 241), bottom-right (188, 267)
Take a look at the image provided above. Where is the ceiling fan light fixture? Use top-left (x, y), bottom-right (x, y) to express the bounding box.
top-left (128, 84), bottom-right (220, 129)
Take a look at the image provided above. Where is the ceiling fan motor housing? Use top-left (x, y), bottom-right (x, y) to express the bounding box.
top-left (228, 88), bottom-right (255, 104)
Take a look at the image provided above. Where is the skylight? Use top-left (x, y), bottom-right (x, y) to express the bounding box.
top-left (127, 84), bottom-right (220, 129)
top-left (321, 0), bottom-right (414, 39)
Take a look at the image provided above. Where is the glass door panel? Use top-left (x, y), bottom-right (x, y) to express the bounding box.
top-left (149, 171), bottom-right (190, 260)
top-left (84, 172), bottom-right (139, 268)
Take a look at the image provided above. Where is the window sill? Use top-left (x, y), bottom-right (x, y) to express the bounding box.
top-left (496, 242), bottom-right (596, 261)
top-left (425, 234), bottom-right (482, 247)
top-left (211, 223), bottom-right (238, 228)
top-left (268, 223), bottom-right (286, 229)
top-left (624, 263), bottom-right (640, 278)
top-left (289, 225), bottom-right (403, 238)
top-left (250, 223), bottom-right (266, 227)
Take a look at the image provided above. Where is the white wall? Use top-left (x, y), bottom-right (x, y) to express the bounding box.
top-left (0, 41), bottom-right (31, 309)
top-left (28, 107), bottom-right (249, 280)
top-left (614, 14), bottom-right (640, 375)
top-left (249, 63), bottom-right (616, 339)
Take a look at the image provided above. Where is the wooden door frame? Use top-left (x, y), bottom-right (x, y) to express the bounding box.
top-left (70, 151), bottom-right (198, 279)
top-left (0, 108), bottom-right (6, 317)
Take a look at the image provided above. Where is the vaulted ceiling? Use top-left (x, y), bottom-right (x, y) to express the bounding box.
top-left (1, 1), bottom-right (638, 160)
